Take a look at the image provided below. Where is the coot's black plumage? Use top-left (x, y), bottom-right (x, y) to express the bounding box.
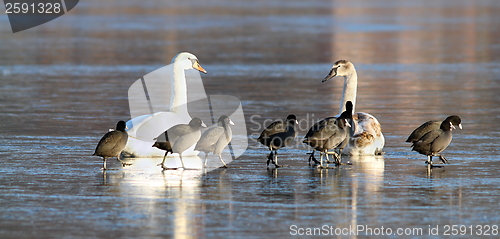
top-left (407, 115), bottom-right (462, 143)
top-left (153, 117), bottom-right (206, 169)
top-left (258, 114), bottom-right (298, 167)
top-left (304, 102), bottom-right (352, 168)
top-left (411, 115), bottom-right (462, 166)
top-left (93, 121), bottom-right (131, 170)
top-left (195, 115), bottom-right (234, 168)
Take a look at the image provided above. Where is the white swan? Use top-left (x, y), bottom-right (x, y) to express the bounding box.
top-left (322, 60), bottom-right (384, 155)
top-left (122, 52), bottom-right (207, 157)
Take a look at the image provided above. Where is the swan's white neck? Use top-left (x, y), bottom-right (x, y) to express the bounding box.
top-left (170, 63), bottom-right (190, 119)
top-left (339, 69), bottom-right (357, 115)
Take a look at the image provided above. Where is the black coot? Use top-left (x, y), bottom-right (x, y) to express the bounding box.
top-left (304, 102), bottom-right (352, 168)
top-left (411, 115), bottom-right (462, 166)
top-left (258, 114), bottom-right (298, 167)
top-left (195, 115), bottom-right (234, 168)
top-left (153, 117), bottom-right (206, 170)
top-left (93, 121), bottom-right (131, 170)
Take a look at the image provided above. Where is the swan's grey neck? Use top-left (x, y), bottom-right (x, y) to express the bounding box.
top-left (170, 63), bottom-right (190, 119)
top-left (339, 70), bottom-right (357, 115)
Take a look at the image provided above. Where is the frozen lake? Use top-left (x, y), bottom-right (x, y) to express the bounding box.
top-left (1, 0), bottom-right (500, 238)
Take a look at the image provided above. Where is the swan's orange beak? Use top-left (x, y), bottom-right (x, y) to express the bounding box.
top-left (193, 61), bottom-right (207, 74)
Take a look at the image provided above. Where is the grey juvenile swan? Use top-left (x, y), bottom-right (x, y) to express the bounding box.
top-left (322, 60), bottom-right (385, 155)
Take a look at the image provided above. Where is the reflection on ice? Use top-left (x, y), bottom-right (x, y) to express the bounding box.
top-left (2, 0), bottom-right (500, 237)
top-left (102, 157), bottom-right (206, 239)
top-left (349, 155), bottom-right (385, 188)
top-left (101, 156), bottom-right (211, 198)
